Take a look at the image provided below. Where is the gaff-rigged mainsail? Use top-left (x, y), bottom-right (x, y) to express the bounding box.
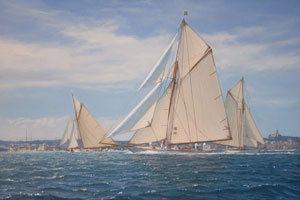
top-left (108, 18), bottom-right (231, 145)
top-left (72, 94), bottom-right (116, 148)
top-left (216, 78), bottom-right (265, 148)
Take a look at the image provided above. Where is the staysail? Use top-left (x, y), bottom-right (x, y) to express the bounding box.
top-left (68, 122), bottom-right (79, 149)
top-left (60, 119), bottom-right (71, 145)
top-left (130, 84), bottom-right (172, 144)
top-left (216, 78), bottom-right (265, 148)
top-left (111, 18), bottom-right (231, 145)
top-left (72, 94), bottom-right (116, 148)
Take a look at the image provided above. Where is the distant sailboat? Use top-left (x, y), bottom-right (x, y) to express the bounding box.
top-left (107, 17), bottom-right (232, 150)
top-left (216, 77), bottom-right (265, 150)
top-left (60, 118), bottom-right (79, 152)
top-left (71, 94), bottom-right (116, 149)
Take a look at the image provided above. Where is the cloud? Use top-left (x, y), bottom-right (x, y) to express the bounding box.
top-left (204, 26), bottom-right (300, 72)
top-left (0, 23), bottom-right (171, 91)
top-left (1, 1), bottom-right (299, 93)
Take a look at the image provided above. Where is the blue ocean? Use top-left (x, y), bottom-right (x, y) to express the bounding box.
top-left (1, 150), bottom-right (299, 199)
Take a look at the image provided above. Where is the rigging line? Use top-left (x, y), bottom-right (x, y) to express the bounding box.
top-left (106, 82), bottom-right (146, 135)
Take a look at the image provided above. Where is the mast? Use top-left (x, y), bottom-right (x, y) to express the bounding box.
top-left (240, 77), bottom-right (244, 150)
top-left (165, 17), bottom-right (185, 144)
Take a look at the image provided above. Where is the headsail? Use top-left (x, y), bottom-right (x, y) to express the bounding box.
top-left (60, 119), bottom-right (71, 145)
top-left (243, 104), bottom-right (265, 147)
top-left (68, 122), bottom-right (79, 149)
top-left (108, 82), bottom-right (164, 137)
top-left (216, 78), bottom-right (264, 148)
top-left (129, 83), bottom-right (172, 144)
top-left (72, 94), bottom-right (116, 148)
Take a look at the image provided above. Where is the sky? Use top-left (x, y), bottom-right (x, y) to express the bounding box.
top-left (0, 0), bottom-right (299, 141)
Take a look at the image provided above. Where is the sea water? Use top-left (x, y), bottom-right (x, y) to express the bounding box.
top-left (0, 150), bottom-right (299, 199)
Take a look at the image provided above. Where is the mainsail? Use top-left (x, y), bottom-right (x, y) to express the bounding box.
top-left (72, 94), bottom-right (116, 148)
top-left (109, 18), bottom-right (231, 145)
top-left (216, 78), bottom-right (265, 148)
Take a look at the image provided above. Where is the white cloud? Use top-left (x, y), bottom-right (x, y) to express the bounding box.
top-left (204, 26), bottom-right (300, 72)
top-left (0, 22), bottom-right (171, 91)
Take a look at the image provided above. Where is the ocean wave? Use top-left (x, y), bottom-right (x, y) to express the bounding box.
top-left (4, 193), bottom-right (80, 200)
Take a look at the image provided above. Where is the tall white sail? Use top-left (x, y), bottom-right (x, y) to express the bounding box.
top-left (68, 122), bottom-right (79, 149)
top-left (167, 52), bottom-right (231, 144)
top-left (166, 20), bottom-right (230, 144)
top-left (217, 78), bottom-right (264, 148)
top-left (72, 94), bottom-right (116, 148)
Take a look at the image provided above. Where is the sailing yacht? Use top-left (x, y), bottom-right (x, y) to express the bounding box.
top-left (60, 119), bottom-right (79, 153)
top-left (107, 17), bottom-right (232, 151)
top-left (71, 94), bottom-right (116, 149)
top-left (216, 77), bottom-right (265, 151)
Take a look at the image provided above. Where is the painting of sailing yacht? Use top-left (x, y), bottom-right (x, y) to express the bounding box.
top-left (106, 18), bottom-right (232, 151)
